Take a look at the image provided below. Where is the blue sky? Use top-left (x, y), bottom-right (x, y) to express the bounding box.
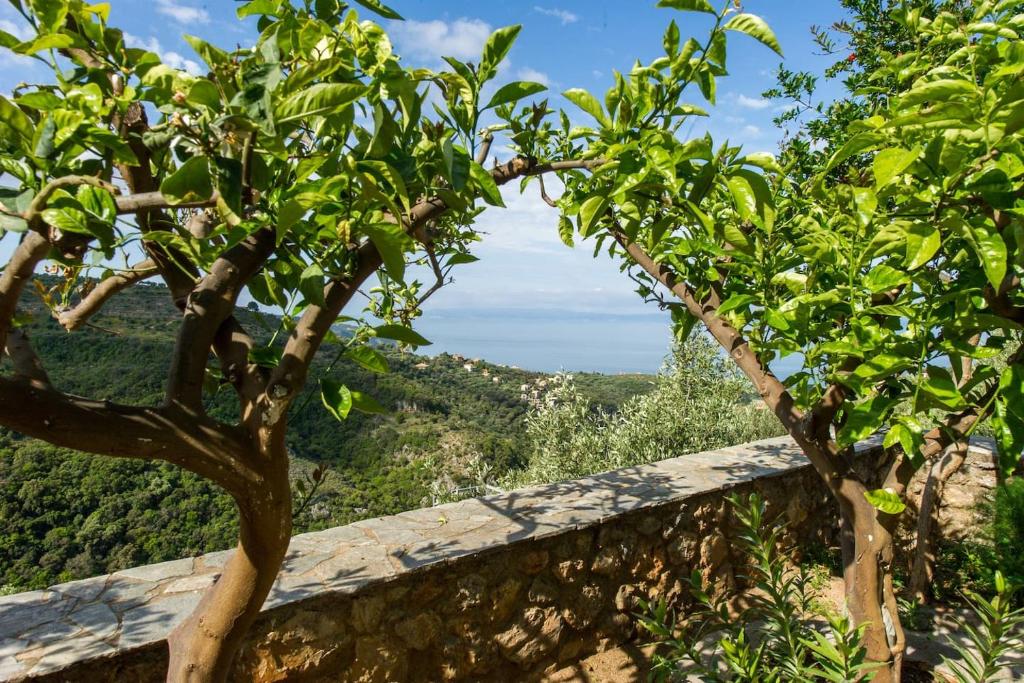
top-left (0, 1), bottom-right (851, 373)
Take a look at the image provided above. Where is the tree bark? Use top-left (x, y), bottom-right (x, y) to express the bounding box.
top-left (165, 428), bottom-right (292, 682)
top-left (838, 483), bottom-right (904, 683)
top-left (907, 441), bottom-right (967, 604)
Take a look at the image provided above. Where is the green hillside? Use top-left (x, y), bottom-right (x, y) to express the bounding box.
top-left (0, 280), bottom-right (653, 591)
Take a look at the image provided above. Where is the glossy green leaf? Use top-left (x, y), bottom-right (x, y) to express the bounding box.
top-left (469, 162), bottom-right (504, 207)
top-left (298, 263), bottom-right (325, 307)
top-left (483, 81), bottom-right (546, 111)
top-left (345, 345), bottom-right (389, 374)
top-left (722, 13), bottom-right (783, 56)
top-left (656, 0), bottom-right (715, 13)
top-left (563, 88), bottom-right (608, 126)
top-left (361, 222), bottom-right (413, 283)
top-left (276, 83), bottom-right (366, 123)
top-left (480, 25), bottom-right (521, 81)
top-left (558, 215), bottom-right (574, 247)
top-left (974, 227), bottom-right (1008, 290)
top-left (351, 390), bottom-right (387, 414)
top-left (904, 223), bottom-right (941, 270)
top-left (579, 195), bottom-right (610, 237)
top-left (837, 395), bottom-right (895, 448)
top-left (863, 488), bottom-right (906, 515)
top-left (160, 156), bottom-right (214, 205)
top-left (872, 147), bottom-right (919, 188)
top-left (899, 79), bottom-right (976, 108)
top-left (321, 378), bottom-right (353, 421)
top-left (351, 0), bottom-right (403, 20)
top-left (374, 324), bottom-right (432, 347)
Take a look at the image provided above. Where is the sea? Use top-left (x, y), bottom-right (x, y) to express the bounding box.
top-left (413, 309), bottom-right (803, 378)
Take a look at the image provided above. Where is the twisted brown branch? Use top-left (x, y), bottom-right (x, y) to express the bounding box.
top-left (57, 259), bottom-right (158, 331)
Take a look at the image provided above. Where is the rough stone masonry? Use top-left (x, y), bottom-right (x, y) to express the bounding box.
top-left (0, 436), bottom-right (998, 682)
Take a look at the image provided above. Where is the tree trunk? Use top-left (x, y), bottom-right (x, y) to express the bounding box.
top-left (165, 437), bottom-right (292, 682)
top-left (838, 484), bottom-right (905, 683)
top-left (908, 441), bottom-right (967, 604)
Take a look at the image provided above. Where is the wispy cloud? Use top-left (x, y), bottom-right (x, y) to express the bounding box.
top-left (156, 0), bottom-right (210, 25)
top-left (388, 18), bottom-right (492, 63)
top-left (533, 6), bottom-right (579, 25)
top-left (736, 94), bottom-right (772, 110)
top-left (123, 33), bottom-right (202, 75)
top-left (517, 67), bottom-right (551, 87)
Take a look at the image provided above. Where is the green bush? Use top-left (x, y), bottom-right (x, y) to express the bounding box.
top-left (503, 335), bottom-right (783, 487)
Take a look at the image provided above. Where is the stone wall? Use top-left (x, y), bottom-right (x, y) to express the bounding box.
top-left (0, 437), bottom-right (996, 682)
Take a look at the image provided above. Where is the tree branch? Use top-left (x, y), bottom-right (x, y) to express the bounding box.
top-left (0, 377), bottom-right (259, 494)
top-left (5, 328), bottom-right (50, 387)
top-left (166, 229), bottom-right (276, 412)
top-left (606, 225), bottom-right (853, 490)
top-left (0, 232), bottom-right (50, 353)
top-left (57, 259), bottom-right (158, 331)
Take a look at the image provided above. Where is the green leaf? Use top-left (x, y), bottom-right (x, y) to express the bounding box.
top-left (345, 345), bottom-right (389, 373)
top-left (899, 79), bottom-right (977, 108)
top-left (362, 222), bottom-right (413, 282)
top-left (480, 25), bottom-right (521, 81)
top-left (321, 378), bottom-right (353, 421)
top-left (469, 162), bottom-right (504, 207)
top-left (993, 366), bottom-right (1024, 476)
top-left (483, 81), bottom-right (547, 111)
top-left (864, 264), bottom-right (910, 293)
top-left (0, 95), bottom-right (34, 151)
top-left (351, 0), bottom-right (403, 20)
top-left (578, 195), bottom-right (609, 237)
top-left (915, 367), bottom-right (967, 411)
top-left (845, 353), bottom-right (913, 392)
top-left (351, 390), bottom-right (387, 414)
top-left (974, 227), bottom-right (1008, 291)
top-left (722, 13), bottom-right (783, 56)
top-left (864, 488), bottom-right (906, 515)
top-left (14, 33), bottom-right (73, 55)
top-left (28, 0), bottom-right (68, 31)
top-left (904, 223), bottom-right (941, 270)
top-left (160, 156), bottom-right (214, 205)
top-left (276, 199), bottom-right (304, 242)
top-left (183, 34), bottom-right (229, 71)
top-left (740, 152), bottom-right (782, 174)
top-left (717, 293), bottom-right (758, 315)
top-left (298, 263), bottom-right (325, 306)
top-left (276, 83), bottom-right (366, 123)
top-left (212, 155), bottom-right (243, 215)
top-left (76, 186), bottom-right (117, 224)
top-left (558, 215), bottom-right (574, 247)
top-left (837, 394), bottom-right (895, 448)
top-left (563, 88), bottom-right (609, 126)
top-left (374, 324), bottom-right (432, 347)
top-left (656, 0), bottom-right (716, 13)
top-left (873, 147), bottom-right (919, 188)
top-left (727, 175), bottom-right (757, 222)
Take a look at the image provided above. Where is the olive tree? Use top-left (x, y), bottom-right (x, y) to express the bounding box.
top-left (0, 0), bottom-right (595, 678)
top-left (542, 1), bottom-right (1024, 680)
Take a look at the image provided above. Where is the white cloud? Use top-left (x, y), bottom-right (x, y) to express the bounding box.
top-left (123, 33), bottom-right (202, 75)
top-left (516, 67), bottom-right (550, 87)
top-left (0, 18), bottom-right (33, 67)
top-left (533, 6), bottom-right (579, 25)
top-left (736, 94), bottom-right (772, 110)
top-left (742, 124), bottom-right (763, 137)
top-left (389, 18), bottom-right (492, 63)
top-left (155, 0), bottom-right (210, 25)
top-left (592, 70), bottom-right (603, 78)
top-left (0, 18), bottom-right (31, 41)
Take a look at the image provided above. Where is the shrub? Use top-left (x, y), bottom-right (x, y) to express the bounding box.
top-left (504, 335), bottom-right (783, 487)
top-left (637, 493), bottom-right (873, 682)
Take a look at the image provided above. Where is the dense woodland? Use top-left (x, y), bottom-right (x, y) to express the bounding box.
top-left (0, 279), bottom-right (654, 590)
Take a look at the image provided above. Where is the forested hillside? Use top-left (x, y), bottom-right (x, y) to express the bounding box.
top-left (0, 280), bottom-right (652, 590)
